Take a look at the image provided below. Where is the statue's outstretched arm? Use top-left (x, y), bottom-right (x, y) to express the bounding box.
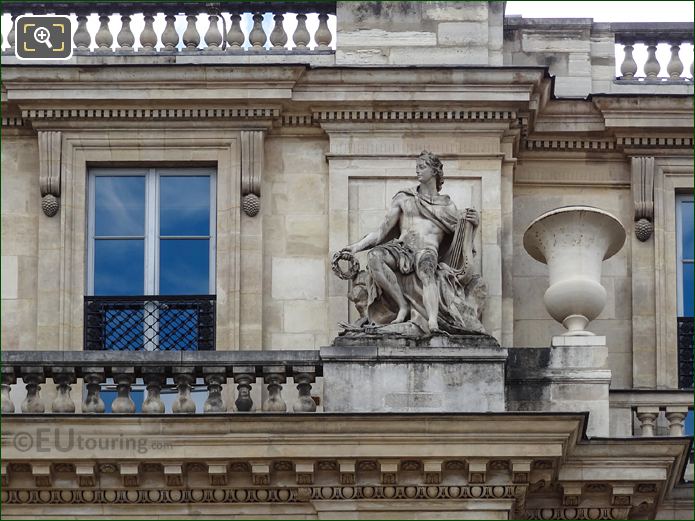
top-left (341, 196), bottom-right (403, 254)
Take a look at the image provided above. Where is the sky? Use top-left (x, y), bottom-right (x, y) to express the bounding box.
top-left (506, 1), bottom-right (694, 21)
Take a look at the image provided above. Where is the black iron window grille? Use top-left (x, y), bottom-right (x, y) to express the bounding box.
top-left (84, 295), bottom-right (215, 351)
top-left (678, 316), bottom-right (694, 389)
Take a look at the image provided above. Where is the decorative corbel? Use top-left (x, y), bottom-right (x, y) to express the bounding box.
top-left (38, 131), bottom-right (62, 217)
top-left (631, 156), bottom-right (655, 241)
top-left (240, 130), bottom-right (264, 217)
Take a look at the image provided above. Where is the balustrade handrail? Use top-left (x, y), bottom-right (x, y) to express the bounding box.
top-left (1, 350), bottom-right (323, 414)
top-left (611, 22), bottom-right (694, 44)
top-left (0, 2), bottom-right (337, 16)
top-left (609, 388), bottom-right (694, 408)
top-left (0, 349), bottom-right (322, 370)
top-left (1, 1), bottom-right (336, 56)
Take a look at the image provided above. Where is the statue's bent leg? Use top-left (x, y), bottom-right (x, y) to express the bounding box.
top-left (367, 248), bottom-right (409, 324)
top-left (416, 249), bottom-right (439, 332)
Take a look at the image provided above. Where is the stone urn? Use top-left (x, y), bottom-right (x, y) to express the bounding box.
top-left (523, 206), bottom-right (626, 335)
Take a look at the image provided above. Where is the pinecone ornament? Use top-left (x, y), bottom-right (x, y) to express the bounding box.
top-left (242, 193), bottom-right (260, 217)
top-left (634, 218), bottom-right (653, 242)
top-left (41, 194), bottom-right (59, 217)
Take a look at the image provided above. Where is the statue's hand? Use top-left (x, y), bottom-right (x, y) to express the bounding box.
top-left (464, 208), bottom-right (479, 227)
top-left (332, 247), bottom-right (353, 262)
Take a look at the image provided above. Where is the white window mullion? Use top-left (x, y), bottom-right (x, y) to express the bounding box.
top-left (144, 168), bottom-right (159, 351)
top-left (145, 168), bottom-right (158, 295)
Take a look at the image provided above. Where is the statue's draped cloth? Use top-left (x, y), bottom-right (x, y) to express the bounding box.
top-left (366, 188), bottom-right (486, 334)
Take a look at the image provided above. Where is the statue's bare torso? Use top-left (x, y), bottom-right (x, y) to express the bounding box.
top-left (394, 190), bottom-right (455, 253)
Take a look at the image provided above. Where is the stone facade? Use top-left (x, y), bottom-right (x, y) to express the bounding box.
top-left (1, 2), bottom-right (693, 519)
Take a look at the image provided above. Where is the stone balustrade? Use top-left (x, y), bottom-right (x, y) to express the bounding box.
top-left (609, 389), bottom-right (693, 437)
top-left (1, 1), bottom-right (335, 54)
top-left (0, 351), bottom-right (321, 415)
top-left (613, 23), bottom-right (694, 81)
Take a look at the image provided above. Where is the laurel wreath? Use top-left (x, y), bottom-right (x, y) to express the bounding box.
top-left (331, 250), bottom-right (360, 280)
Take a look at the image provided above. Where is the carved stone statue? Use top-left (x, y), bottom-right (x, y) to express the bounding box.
top-left (332, 150), bottom-right (487, 337)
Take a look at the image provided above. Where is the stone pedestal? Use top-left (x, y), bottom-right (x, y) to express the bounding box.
top-left (321, 335), bottom-right (507, 413)
top-left (506, 336), bottom-right (611, 437)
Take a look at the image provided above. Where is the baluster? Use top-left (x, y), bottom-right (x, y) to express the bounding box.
top-left (269, 13), bottom-right (287, 50)
top-left (183, 13), bottom-right (201, 51)
top-left (139, 12), bottom-right (157, 52)
top-left (73, 14), bottom-right (91, 51)
top-left (51, 368), bottom-right (76, 413)
top-left (315, 12), bottom-right (332, 50)
top-left (249, 12), bottom-right (267, 50)
top-left (142, 370), bottom-right (165, 413)
top-left (665, 407), bottom-right (688, 436)
top-left (667, 42), bottom-right (684, 80)
top-left (95, 13), bottom-right (114, 52)
top-left (20, 368), bottom-right (46, 413)
top-left (620, 41), bottom-right (637, 80)
top-left (292, 367), bottom-right (316, 412)
top-left (293, 14), bottom-right (310, 50)
top-left (233, 367), bottom-right (255, 412)
top-left (161, 14), bottom-right (179, 51)
top-left (636, 407), bottom-right (659, 437)
top-left (204, 368), bottom-right (227, 412)
top-left (83, 370), bottom-right (105, 413)
top-left (116, 14), bottom-right (135, 51)
top-left (644, 40), bottom-right (660, 79)
top-left (226, 13), bottom-right (245, 50)
top-left (7, 15), bottom-right (16, 52)
top-left (172, 368), bottom-right (196, 413)
top-left (262, 367), bottom-right (287, 412)
top-left (1, 367), bottom-right (15, 414)
top-left (204, 12), bottom-right (223, 51)
top-left (111, 368), bottom-right (136, 413)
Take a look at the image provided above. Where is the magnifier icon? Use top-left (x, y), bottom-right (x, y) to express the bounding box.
top-left (34, 26), bottom-right (53, 48)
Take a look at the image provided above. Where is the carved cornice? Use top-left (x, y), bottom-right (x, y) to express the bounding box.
top-left (525, 138), bottom-right (615, 151)
top-left (21, 108), bottom-right (281, 121)
top-left (522, 507), bottom-right (631, 520)
top-left (1, 116), bottom-right (26, 127)
top-left (314, 109), bottom-right (518, 123)
top-left (618, 136), bottom-right (694, 148)
top-left (2, 484), bottom-right (521, 505)
top-left (281, 113), bottom-right (316, 127)
top-left (524, 135), bottom-right (694, 153)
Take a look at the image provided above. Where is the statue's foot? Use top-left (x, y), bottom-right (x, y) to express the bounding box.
top-left (391, 309), bottom-right (409, 324)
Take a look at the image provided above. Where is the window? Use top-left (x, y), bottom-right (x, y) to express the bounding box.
top-left (676, 193), bottom-right (694, 318)
top-left (86, 168), bottom-right (216, 351)
top-left (676, 193), bottom-right (693, 389)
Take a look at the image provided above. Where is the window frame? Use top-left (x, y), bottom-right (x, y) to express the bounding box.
top-left (87, 167), bottom-right (217, 296)
top-left (675, 192), bottom-right (694, 317)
